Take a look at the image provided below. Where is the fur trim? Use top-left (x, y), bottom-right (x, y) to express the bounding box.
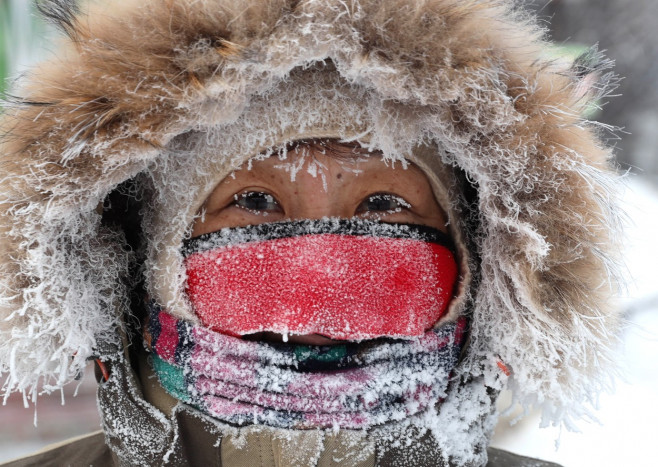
top-left (1, 0), bottom-right (621, 437)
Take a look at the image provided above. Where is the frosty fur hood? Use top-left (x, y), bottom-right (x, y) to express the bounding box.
top-left (0, 0), bottom-right (621, 429)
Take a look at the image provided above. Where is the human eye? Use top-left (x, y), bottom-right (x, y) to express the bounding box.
top-left (233, 191), bottom-right (282, 215)
top-left (356, 193), bottom-right (411, 214)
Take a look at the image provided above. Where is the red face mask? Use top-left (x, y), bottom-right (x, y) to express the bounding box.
top-left (183, 219), bottom-right (458, 341)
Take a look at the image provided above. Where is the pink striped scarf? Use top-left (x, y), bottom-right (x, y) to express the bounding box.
top-left (146, 303), bottom-right (467, 430)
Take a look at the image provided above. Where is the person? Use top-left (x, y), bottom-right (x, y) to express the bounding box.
top-left (0, 1), bottom-right (622, 466)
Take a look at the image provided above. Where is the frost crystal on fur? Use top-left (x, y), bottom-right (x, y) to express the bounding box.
top-left (1, 0), bottom-right (622, 464)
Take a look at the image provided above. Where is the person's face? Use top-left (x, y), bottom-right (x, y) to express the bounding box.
top-left (192, 144), bottom-right (448, 237)
top-left (190, 143), bottom-right (450, 345)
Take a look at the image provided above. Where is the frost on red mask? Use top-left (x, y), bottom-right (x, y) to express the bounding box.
top-left (183, 219), bottom-right (458, 341)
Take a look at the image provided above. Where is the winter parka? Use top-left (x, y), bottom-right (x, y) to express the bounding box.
top-left (0, 1), bottom-right (622, 466)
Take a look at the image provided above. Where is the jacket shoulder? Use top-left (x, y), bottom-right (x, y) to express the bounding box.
top-left (487, 447), bottom-right (562, 467)
top-left (1, 431), bottom-right (114, 467)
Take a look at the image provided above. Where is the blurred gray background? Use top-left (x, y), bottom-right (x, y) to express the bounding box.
top-left (525, 0), bottom-right (658, 180)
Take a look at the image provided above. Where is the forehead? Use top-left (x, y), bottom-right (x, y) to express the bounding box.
top-left (232, 140), bottom-right (421, 181)
top-left (285, 139), bottom-right (380, 158)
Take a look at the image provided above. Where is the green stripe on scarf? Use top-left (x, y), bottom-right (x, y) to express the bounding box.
top-left (152, 354), bottom-right (192, 403)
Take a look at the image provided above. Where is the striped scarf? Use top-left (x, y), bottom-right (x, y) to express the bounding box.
top-left (145, 303), bottom-right (466, 430)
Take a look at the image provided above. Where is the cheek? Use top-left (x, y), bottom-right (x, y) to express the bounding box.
top-left (410, 196), bottom-right (449, 232)
top-left (381, 210), bottom-right (446, 231)
top-left (191, 208), bottom-right (244, 237)
top-left (423, 209), bottom-right (449, 232)
top-left (412, 182), bottom-right (449, 229)
top-left (193, 205), bottom-right (289, 236)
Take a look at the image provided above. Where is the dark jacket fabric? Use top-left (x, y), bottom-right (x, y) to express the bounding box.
top-left (3, 431), bottom-right (562, 467)
top-left (3, 433), bottom-right (562, 467)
